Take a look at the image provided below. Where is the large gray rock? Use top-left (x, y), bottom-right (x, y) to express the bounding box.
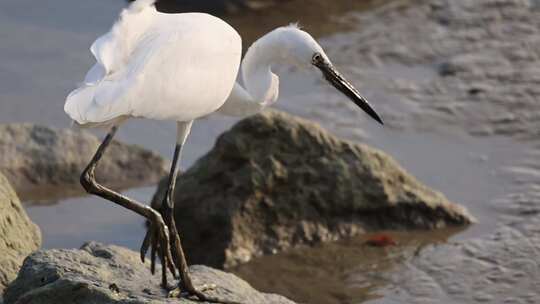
top-left (0, 124), bottom-right (168, 201)
top-left (0, 172), bottom-right (41, 295)
top-left (153, 111), bottom-right (475, 268)
top-left (3, 242), bottom-right (295, 304)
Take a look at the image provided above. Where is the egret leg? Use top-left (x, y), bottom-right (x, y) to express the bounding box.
top-left (162, 143), bottom-right (193, 290)
top-left (80, 126), bottom-right (176, 287)
top-left (161, 144), bottom-right (241, 304)
top-left (141, 122), bottom-right (241, 304)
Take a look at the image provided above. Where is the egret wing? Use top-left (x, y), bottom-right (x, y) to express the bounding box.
top-left (65, 2), bottom-right (242, 125)
top-left (89, 0), bottom-right (156, 81)
top-left (65, 0), bottom-right (157, 124)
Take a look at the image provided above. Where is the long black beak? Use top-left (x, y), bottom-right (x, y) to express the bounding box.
top-left (313, 55), bottom-right (383, 125)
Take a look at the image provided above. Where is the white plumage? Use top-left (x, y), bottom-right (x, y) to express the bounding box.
top-left (65, 0), bottom-right (241, 125)
top-left (65, 0), bottom-right (382, 128)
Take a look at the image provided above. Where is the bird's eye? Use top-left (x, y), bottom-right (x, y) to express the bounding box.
top-left (312, 53), bottom-right (323, 64)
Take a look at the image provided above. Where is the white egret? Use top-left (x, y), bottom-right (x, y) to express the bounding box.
top-left (65, 0), bottom-right (382, 301)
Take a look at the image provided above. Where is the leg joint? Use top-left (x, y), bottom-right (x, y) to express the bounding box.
top-left (80, 169), bottom-right (98, 194)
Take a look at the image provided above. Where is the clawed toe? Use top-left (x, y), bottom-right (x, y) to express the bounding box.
top-left (139, 213), bottom-right (177, 287)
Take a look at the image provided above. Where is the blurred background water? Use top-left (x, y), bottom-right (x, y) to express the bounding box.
top-left (0, 0), bottom-right (534, 303)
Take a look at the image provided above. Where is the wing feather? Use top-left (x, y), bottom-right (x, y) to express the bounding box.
top-left (89, 0), bottom-right (156, 79)
top-left (65, 5), bottom-right (242, 125)
top-left (65, 0), bottom-right (157, 124)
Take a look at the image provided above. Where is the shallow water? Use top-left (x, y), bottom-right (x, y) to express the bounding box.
top-left (1, 0), bottom-right (536, 303)
top-left (232, 228), bottom-right (467, 304)
top-left (25, 186), bottom-right (151, 249)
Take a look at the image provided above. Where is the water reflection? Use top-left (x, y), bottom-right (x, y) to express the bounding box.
top-left (26, 186), bottom-right (153, 249)
top-left (20, 180), bottom-right (155, 206)
top-left (232, 228), bottom-right (466, 303)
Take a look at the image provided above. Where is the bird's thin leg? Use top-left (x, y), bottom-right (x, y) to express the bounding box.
top-left (158, 122), bottom-right (198, 293)
top-left (80, 125), bottom-right (176, 287)
top-left (162, 143), bottom-right (193, 289)
top-left (142, 122), bottom-right (241, 304)
top-left (161, 144), bottom-right (215, 299)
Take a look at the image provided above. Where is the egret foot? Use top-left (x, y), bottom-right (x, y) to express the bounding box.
top-left (147, 207), bottom-right (241, 303)
top-left (139, 214), bottom-right (177, 288)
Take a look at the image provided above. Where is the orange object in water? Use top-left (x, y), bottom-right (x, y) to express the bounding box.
top-left (365, 234), bottom-right (397, 247)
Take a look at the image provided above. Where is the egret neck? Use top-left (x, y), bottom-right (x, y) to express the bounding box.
top-left (218, 31), bottom-right (284, 116)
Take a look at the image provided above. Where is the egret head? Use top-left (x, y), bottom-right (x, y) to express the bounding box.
top-left (274, 26), bottom-right (383, 125)
top-left (272, 25), bottom-right (326, 68)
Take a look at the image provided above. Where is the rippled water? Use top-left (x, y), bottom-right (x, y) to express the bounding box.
top-left (0, 0), bottom-right (533, 303)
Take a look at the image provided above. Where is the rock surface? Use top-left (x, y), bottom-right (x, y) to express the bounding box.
top-left (0, 124), bottom-right (168, 201)
top-left (3, 242), bottom-right (295, 304)
top-left (152, 111), bottom-right (474, 268)
top-left (0, 172), bottom-right (41, 295)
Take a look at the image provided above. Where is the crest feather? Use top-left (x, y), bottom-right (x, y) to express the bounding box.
top-left (287, 22), bottom-right (302, 30)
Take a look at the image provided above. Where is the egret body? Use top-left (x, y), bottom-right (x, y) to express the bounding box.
top-left (65, 0), bottom-right (382, 301)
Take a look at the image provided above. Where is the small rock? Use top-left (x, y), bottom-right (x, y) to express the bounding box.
top-left (3, 242), bottom-right (295, 304)
top-left (0, 172), bottom-right (41, 295)
top-left (152, 111), bottom-right (475, 268)
top-left (0, 124), bottom-right (168, 202)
